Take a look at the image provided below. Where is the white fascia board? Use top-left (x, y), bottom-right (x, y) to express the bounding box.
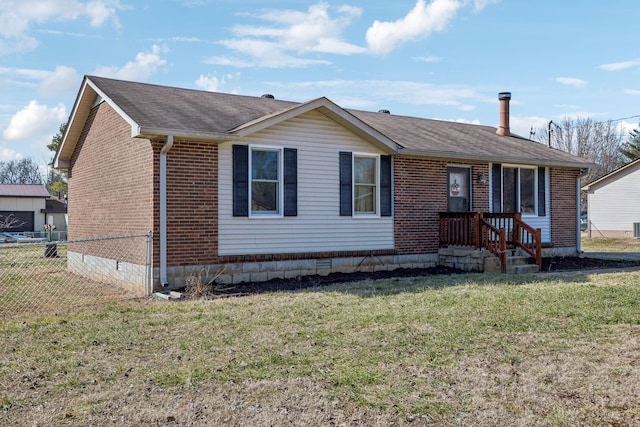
top-left (136, 127), bottom-right (239, 142)
top-left (82, 79), bottom-right (140, 138)
top-left (582, 158), bottom-right (640, 191)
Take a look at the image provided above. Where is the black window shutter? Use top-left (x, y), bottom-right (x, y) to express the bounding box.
top-left (491, 163), bottom-right (502, 212)
top-left (537, 166), bottom-right (546, 216)
top-left (380, 155), bottom-right (392, 217)
top-left (283, 148), bottom-right (298, 216)
top-left (232, 145), bottom-right (249, 217)
top-left (339, 151), bottom-right (352, 216)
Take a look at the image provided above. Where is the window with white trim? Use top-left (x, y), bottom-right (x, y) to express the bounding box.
top-left (250, 146), bottom-right (282, 215)
top-left (339, 151), bottom-right (392, 217)
top-left (353, 154), bottom-right (378, 214)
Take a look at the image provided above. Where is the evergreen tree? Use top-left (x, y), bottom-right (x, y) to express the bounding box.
top-left (619, 123), bottom-right (640, 163)
top-left (47, 122), bottom-right (68, 197)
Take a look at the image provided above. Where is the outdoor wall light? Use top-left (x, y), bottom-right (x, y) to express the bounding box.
top-left (477, 172), bottom-right (488, 185)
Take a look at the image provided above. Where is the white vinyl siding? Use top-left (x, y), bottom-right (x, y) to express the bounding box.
top-left (219, 110), bottom-right (393, 256)
top-left (588, 165), bottom-right (640, 232)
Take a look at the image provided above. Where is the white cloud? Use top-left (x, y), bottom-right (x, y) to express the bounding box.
top-left (623, 89), bottom-right (640, 95)
top-left (366, 0), bottom-right (462, 55)
top-left (195, 72), bottom-right (240, 92)
top-left (39, 65), bottom-right (79, 97)
top-left (0, 0), bottom-right (123, 54)
top-left (416, 55), bottom-right (441, 63)
top-left (555, 77), bottom-right (587, 88)
top-left (470, 0), bottom-right (500, 12)
top-left (209, 39), bottom-right (331, 68)
top-left (0, 66), bottom-right (49, 80)
top-left (1, 101), bottom-right (67, 159)
top-left (510, 115), bottom-right (549, 140)
top-left (2, 100), bottom-right (66, 142)
top-left (618, 120), bottom-right (637, 136)
top-left (92, 45), bottom-right (168, 81)
top-left (211, 2), bottom-right (365, 68)
top-left (599, 59), bottom-right (640, 71)
top-left (0, 148), bottom-right (24, 161)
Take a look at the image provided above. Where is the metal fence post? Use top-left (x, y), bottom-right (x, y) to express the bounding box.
top-left (146, 230), bottom-right (153, 296)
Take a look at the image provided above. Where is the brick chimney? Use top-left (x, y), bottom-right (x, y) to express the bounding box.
top-left (496, 92), bottom-right (511, 136)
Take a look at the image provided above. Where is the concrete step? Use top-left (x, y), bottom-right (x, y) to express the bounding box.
top-left (484, 253), bottom-right (540, 274)
top-left (507, 263), bottom-right (540, 274)
top-left (507, 255), bottom-right (533, 266)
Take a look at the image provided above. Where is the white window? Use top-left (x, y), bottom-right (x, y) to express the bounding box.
top-left (353, 154), bottom-right (379, 215)
top-left (250, 146), bottom-right (283, 216)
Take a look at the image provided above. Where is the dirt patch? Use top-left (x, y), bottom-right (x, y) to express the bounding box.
top-left (198, 265), bottom-right (464, 298)
top-left (189, 256), bottom-right (640, 298)
top-left (542, 256), bottom-right (640, 272)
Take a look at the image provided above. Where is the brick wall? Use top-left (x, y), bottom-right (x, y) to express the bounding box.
top-left (550, 167), bottom-right (580, 248)
top-left (393, 157), bottom-right (490, 254)
top-left (68, 102), bottom-right (154, 264)
top-left (151, 138), bottom-right (219, 266)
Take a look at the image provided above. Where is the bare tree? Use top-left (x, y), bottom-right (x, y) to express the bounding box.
top-left (533, 117), bottom-right (624, 212)
top-left (0, 214), bottom-right (25, 232)
top-left (0, 158), bottom-right (43, 184)
top-left (534, 117), bottom-right (624, 183)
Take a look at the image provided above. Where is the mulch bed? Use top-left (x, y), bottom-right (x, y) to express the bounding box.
top-left (193, 256), bottom-right (640, 298)
top-left (542, 256), bottom-right (640, 272)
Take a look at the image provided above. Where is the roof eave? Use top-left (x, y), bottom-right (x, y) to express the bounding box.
top-left (136, 127), bottom-right (239, 142)
top-left (582, 157), bottom-right (640, 190)
top-left (398, 148), bottom-right (595, 169)
top-left (55, 76), bottom-right (142, 169)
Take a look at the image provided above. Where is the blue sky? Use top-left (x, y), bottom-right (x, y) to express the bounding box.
top-left (2, 0), bottom-right (640, 170)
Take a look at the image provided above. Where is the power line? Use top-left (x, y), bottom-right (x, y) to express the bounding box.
top-left (602, 114), bottom-right (640, 124)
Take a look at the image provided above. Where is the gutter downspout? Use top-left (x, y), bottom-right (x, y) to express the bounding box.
top-left (576, 169), bottom-right (587, 255)
top-left (160, 135), bottom-right (173, 287)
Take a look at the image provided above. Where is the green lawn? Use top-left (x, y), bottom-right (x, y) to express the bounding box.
top-left (1, 271), bottom-right (639, 426)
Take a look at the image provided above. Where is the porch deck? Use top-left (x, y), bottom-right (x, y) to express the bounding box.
top-left (439, 212), bottom-right (542, 273)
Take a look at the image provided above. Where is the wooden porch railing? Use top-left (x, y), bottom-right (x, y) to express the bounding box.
top-left (478, 217), bottom-right (507, 273)
top-left (439, 212), bottom-right (542, 273)
top-left (438, 212), bottom-right (477, 247)
top-left (513, 215), bottom-right (542, 270)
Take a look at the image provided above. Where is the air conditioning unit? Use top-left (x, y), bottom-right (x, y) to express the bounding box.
top-left (634, 222), bottom-right (640, 239)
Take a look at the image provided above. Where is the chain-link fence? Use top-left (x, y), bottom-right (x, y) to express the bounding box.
top-left (0, 233), bottom-right (152, 317)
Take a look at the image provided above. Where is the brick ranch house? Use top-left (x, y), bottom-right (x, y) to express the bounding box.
top-left (54, 76), bottom-right (593, 295)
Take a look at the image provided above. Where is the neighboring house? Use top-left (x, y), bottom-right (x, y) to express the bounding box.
top-left (0, 184), bottom-right (51, 234)
top-left (582, 158), bottom-right (640, 238)
top-left (41, 198), bottom-right (68, 239)
top-left (55, 76), bottom-right (593, 295)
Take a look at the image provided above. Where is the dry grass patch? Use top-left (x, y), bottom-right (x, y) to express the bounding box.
top-left (1, 272), bottom-right (639, 426)
top-left (582, 236), bottom-right (640, 252)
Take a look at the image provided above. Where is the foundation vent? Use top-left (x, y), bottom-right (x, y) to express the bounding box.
top-left (316, 259), bottom-right (332, 270)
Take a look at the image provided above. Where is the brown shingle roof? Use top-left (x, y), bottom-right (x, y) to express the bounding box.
top-left (68, 76), bottom-right (593, 169)
top-left (0, 184), bottom-right (50, 198)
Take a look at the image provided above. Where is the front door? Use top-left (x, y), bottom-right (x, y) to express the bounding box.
top-left (447, 167), bottom-right (471, 212)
